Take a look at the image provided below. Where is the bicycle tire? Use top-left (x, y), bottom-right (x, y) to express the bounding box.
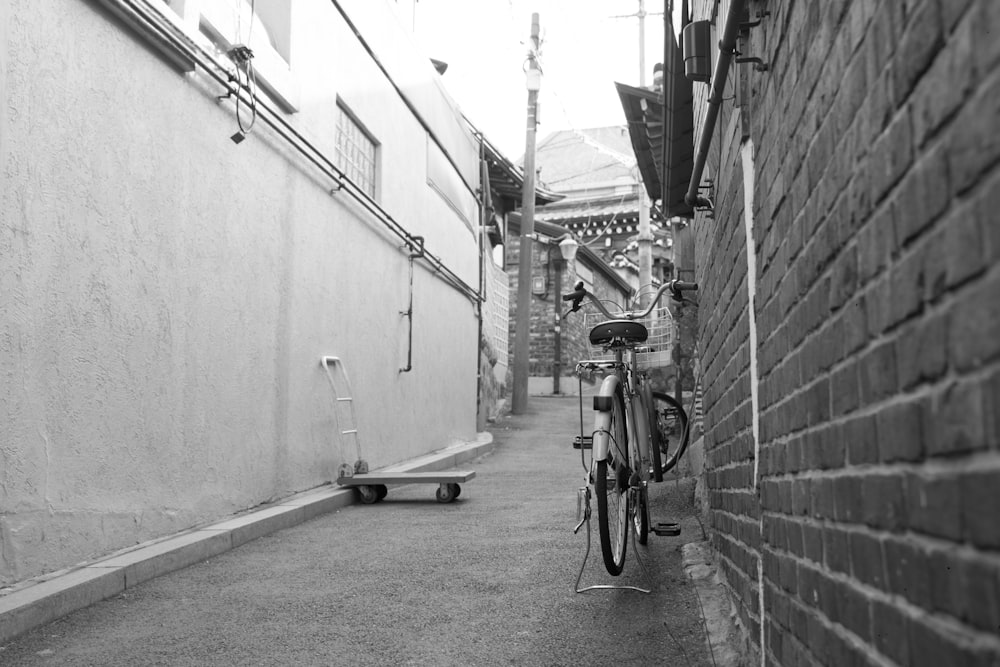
top-left (651, 391), bottom-right (690, 474)
top-left (594, 385), bottom-right (629, 575)
top-left (643, 382), bottom-right (664, 483)
top-left (635, 485), bottom-right (649, 545)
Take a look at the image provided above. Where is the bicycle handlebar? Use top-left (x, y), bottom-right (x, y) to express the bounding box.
top-left (562, 279), bottom-right (698, 320)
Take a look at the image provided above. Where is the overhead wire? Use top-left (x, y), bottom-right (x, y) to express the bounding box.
top-left (108, 0), bottom-right (480, 304)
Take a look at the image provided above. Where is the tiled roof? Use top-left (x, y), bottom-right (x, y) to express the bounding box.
top-left (530, 127), bottom-right (637, 191)
top-left (477, 129), bottom-right (563, 207)
top-left (535, 194), bottom-right (642, 223)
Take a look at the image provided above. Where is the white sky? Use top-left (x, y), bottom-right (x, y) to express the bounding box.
top-left (407, 1), bottom-right (672, 160)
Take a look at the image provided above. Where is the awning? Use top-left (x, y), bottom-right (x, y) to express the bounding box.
top-left (615, 26), bottom-right (694, 217)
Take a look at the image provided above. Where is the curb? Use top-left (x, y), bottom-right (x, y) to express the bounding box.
top-left (0, 432), bottom-right (494, 646)
top-left (681, 540), bottom-right (746, 667)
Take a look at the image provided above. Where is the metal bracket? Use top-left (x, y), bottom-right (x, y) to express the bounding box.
top-left (735, 9), bottom-right (770, 72)
top-left (407, 235), bottom-right (425, 259)
top-left (735, 54), bottom-right (769, 72)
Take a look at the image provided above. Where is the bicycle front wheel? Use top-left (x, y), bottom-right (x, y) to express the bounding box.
top-left (594, 386), bottom-right (629, 575)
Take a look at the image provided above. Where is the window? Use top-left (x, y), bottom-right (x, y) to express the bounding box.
top-left (336, 104), bottom-right (378, 198)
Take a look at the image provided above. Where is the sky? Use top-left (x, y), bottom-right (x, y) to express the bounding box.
top-left (406, 1), bottom-right (672, 160)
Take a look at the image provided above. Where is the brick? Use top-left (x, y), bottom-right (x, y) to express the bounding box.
top-left (989, 369), bottom-right (1000, 449)
top-left (861, 474), bottom-right (907, 532)
top-left (927, 379), bottom-right (988, 457)
top-left (818, 424), bottom-right (846, 470)
top-left (858, 208), bottom-right (895, 283)
top-left (891, 0), bottom-right (943, 103)
top-left (896, 311), bottom-right (949, 390)
top-left (858, 341), bottom-right (898, 404)
top-left (927, 546), bottom-right (967, 619)
top-left (871, 109), bottom-right (914, 203)
top-left (887, 244), bottom-right (926, 327)
top-left (845, 413), bottom-right (878, 465)
top-left (832, 360), bottom-right (860, 416)
top-left (894, 143), bottom-right (950, 247)
top-left (841, 296), bottom-right (868, 357)
top-left (802, 523), bottom-right (823, 563)
top-left (972, 0), bottom-right (1000, 87)
top-left (849, 530), bottom-right (886, 589)
top-left (871, 597), bottom-right (911, 666)
top-left (911, 9), bottom-right (974, 147)
top-left (940, 0), bottom-right (974, 33)
top-left (864, 274), bottom-right (892, 336)
top-left (809, 477), bottom-right (836, 521)
top-left (884, 537), bottom-right (933, 609)
top-left (948, 63), bottom-right (1000, 195)
top-left (792, 478), bottom-right (811, 516)
top-left (805, 612), bottom-right (829, 664)
top-left (839, 581), bottom-right (873, 642)
top-left (875, 397), bottom-right (926, 462)
top-left (942, 207), bottom-right (987, 292)
top-left (907, 613), bottom-right (995, 667)
top-left (824, 527), bottom-right (851, 575)
top-left (960, 469), bottom-right (1000, 549)
top-left (906, 473), bottom-right (962, 541)
top-left (959, 555), bottom-right (1000, 633)
top-left (975, 169), bottom-right (1000, 264)
top-left (779, 551), bottom-right (798, 595)
top-left (805, 379), bottom-right (831, 428)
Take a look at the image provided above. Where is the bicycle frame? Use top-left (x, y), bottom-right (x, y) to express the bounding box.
top-left (591, 351), bottom-right (650, 475)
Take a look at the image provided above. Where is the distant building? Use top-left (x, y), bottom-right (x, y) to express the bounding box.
top-left (531, 128), bottom-right (677, 288)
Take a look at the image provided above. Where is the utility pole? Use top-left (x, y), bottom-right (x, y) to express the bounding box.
top-left (511, 13), bottom-right (541, 415)
top-left (636, 0), bottom-right (654, 305)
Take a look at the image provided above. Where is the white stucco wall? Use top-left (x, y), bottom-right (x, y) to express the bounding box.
top-left (0, 0), bottom-right (480, 585)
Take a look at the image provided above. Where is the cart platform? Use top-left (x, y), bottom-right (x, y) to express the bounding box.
top-left (337, 470), bottom-right (476, 504)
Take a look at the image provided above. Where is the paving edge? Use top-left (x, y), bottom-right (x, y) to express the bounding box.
top-left (681, 540), bottom-right (751, 667)
top-left (0, 432), bottom-right (494, 646)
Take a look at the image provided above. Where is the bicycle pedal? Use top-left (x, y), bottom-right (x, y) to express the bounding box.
top-left (573, 435), bottom-right (593, 449)
top-left (653, 522), bottom-right (681, 537)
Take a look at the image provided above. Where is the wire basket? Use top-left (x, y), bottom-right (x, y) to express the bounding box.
top-left (583, 306), bottom-right (676, 370)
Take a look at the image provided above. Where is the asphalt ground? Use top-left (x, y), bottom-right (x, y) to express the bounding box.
top-left (0, 395), bottom-right (716, 666)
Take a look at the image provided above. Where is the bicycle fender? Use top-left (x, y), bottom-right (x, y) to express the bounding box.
top-left (591, 374), bottom-right (620, 461)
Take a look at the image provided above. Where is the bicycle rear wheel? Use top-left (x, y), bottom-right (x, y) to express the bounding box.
top-left (594, 385), bottom-right (629, 575)
top-left (651, 391), bottom-right (690, 474)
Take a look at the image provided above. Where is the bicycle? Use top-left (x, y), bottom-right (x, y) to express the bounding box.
top-left (564, 278), bottom-right (698, 578)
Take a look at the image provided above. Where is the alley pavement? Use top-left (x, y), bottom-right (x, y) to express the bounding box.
top-left (0, 396), bottom-right (719, 666)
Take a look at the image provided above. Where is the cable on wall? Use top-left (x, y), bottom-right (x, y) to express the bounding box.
top-left (103, 0), bottom-right (481, 305)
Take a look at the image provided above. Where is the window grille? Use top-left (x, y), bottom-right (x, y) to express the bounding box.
top-left (336, 106), bottom-right (377, 198)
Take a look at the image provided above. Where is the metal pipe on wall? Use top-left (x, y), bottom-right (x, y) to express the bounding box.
top-left (683, 0), bottom-right (747, 209)
top-left (103, 0), bottom-right (482, 305)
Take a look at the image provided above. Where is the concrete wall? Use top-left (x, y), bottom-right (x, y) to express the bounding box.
top-left (689, 0), bottom-right (1000, 665)
top-left (0, 0), bottom-right (480, 586)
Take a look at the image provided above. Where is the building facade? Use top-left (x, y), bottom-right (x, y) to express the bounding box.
top-left (1, 0), bottom-right (485, 587)
top-left (679, 1), bottom-right (1000, 664)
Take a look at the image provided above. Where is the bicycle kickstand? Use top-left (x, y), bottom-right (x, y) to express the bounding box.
top-left (573, 486), bottom-right (653, 594)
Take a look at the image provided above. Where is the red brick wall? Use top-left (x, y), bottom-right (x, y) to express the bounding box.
top-left (692, 1), bottom-right (1000, 664)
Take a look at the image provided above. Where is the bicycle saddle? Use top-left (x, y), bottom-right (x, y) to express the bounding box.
top-left (589, 319), bottom-right (649, 346)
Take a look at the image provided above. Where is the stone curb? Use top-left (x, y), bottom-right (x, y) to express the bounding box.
top-left (0, 432), bottom-right (494, 646)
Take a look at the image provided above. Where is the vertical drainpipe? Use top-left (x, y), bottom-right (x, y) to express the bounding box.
top-left (476, 136), bottom-right (488, 432)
